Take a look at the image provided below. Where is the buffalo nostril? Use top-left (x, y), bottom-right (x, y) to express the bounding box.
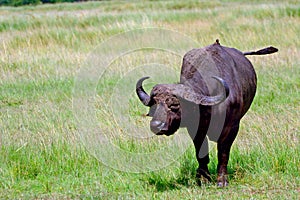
top-left (150, 120), bottom-right (165, 133)
top-left (151, 120), bottom-right (162, 127)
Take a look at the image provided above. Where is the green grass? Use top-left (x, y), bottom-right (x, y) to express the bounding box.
top-left (0, 0), bottom-right (299, 199)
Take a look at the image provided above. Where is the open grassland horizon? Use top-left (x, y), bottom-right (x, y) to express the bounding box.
top-left (0, 0), bottom-right (299, 199)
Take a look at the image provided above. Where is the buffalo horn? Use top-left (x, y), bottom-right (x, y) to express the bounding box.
top-left (136, 77), bottom-right (152, 106)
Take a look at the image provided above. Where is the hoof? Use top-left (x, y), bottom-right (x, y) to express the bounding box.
top-left (196, 168), bottom-right (212, 182)
top-left (196, 178), bottom-right (202, 186)
top-left (217, 173), bottom-right (228, 187)
top-left (217, 180), bottom-right (229, 187)
top-left (196, 167), bottom-right (211, 186)
top-left (196, 176), bottom-right (211, 186)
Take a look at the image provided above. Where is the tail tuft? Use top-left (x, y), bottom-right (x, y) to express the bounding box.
top-left (244, 46), bottom-right (278, 56)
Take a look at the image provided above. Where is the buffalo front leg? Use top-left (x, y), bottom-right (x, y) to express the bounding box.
top-left (193, 136), bottom-right (212, 185)
top-left (217, 123), bottom-right (240, 187)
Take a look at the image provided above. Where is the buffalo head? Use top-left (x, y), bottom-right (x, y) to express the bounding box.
top-left (136, 76), bottom-right (229, 136)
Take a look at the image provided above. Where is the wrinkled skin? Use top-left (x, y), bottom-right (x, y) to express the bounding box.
top-left (136, 41), bottom-right (277, 187)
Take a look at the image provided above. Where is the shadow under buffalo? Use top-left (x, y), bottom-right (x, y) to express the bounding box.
top-left (142, 154), bottom-right (238, 192)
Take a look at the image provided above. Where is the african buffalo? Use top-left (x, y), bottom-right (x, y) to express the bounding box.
top-left (136, 40), bottom-right (278, 187)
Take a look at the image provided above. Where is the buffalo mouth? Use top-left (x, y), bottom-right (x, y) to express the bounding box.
top-left (155, 130), bottom-right (174, 136)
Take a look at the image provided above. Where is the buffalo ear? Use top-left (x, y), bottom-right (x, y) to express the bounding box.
top-left (171, 76), bottom-right (229, 106)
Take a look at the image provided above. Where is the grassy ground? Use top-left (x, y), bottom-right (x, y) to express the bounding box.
top-left (0, 0), bottom-right (299, 199)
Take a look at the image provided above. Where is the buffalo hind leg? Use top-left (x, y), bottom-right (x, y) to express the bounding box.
top-left (194, 136), bottom-right (212, 186)
top-left (217, 123), bottom-right (240, 187)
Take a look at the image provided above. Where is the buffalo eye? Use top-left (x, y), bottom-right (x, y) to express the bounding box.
top-left (165, 96), bottom-right (180, 111)
top-left (170, 105), bottom-right (180, 112)
top-left (166, 97), bottom-right (178, 106)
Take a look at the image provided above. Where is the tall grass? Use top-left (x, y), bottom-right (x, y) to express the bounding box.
top-left (0, 0), bottom-right (299, 199)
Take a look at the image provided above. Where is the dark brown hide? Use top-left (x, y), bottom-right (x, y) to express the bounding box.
top-left (136, 41), bottom-right (278, 187)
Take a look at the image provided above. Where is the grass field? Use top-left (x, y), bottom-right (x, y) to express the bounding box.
top-left (0, 0), bottom-right (299, 199)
